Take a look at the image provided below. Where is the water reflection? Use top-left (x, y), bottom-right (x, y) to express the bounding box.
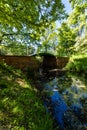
top-left (60, 74), bottom-right (87, 107)
top-left (43, 73), bottom-right (87, 129)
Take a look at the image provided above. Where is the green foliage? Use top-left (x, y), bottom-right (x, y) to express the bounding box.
top-left (0, 0), bottom-right (66, 55)
top-left (69, 0), bottom-right (87, 8)
top-left (37, 22), bottom-right (58, 54)
top-left (0, 62), bottom-right (54, 130)
top-left (57, 0), bottom-right (87, 57)
top-left (65, 54), bottom-right (87, 72)
top-left (0, 0), bottom-right (66, 28)
top-left (57, 22), bottom-right (77, 56)
top-left (74, 34), bottom-right (87, 54)
top-left (68, 0), bottom-right (87, 36)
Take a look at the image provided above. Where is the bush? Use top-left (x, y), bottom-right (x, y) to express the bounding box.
top-left (65, 54), bottom-right (87, 73)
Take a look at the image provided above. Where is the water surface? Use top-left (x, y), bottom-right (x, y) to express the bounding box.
top-left (43, 72), bottom-right (87, 129)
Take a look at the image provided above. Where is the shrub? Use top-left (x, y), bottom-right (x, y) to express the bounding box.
top-left (65, 54), bottom-right (87, 73)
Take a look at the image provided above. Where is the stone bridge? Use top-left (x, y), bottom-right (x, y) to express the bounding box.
top-left (0, 55), bottom-right (39, 71)
top-left (0, 55), bottom-right (69, 72)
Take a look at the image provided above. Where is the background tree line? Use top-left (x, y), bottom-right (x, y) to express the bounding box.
top-left (0, 0), bottom-right (87, 56)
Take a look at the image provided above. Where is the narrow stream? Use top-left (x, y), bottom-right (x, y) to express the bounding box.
top-left (41, 72), bottom-right (87, 130)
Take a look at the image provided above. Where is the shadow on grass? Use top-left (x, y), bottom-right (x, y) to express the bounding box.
top-left (0, 63), bottom-right (54, 130)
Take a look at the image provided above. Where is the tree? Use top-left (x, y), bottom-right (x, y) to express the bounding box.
top-left (67, 0), bottom-right (87, 55)
top-left (69, 0), bottom-right (87, 8)
top-left (37, 22), bottom-right (58, 54)
top-left (57, 22), bottom-right (77, 56)
top-left (74, 34), bottom-right (87, 54)
top-left (56, 0), bottom-right (87, 56)
top-left (0, 0), bottom-right (66, 29)
top-left (68, 0), bottom-right (87, 35)
top-left (0, 0), bottom-right (66, 55)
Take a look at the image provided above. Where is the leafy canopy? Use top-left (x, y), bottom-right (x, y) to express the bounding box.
top-left (56, 0), bottom-right (87, 56)
top-left (0, 0), bottom-right (66, 55)
top-left (0, 0), bottom-right (66, 30)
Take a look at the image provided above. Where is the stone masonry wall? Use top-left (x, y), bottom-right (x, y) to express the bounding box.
top-left (42, 56), bottom-right (69, 71)
top-left (0, 55), bottom-right (69, 71)
top-left (0, 55), bottom-right (39, 71)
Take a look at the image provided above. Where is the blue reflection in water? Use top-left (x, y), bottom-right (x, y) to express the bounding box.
top-left (44, 83), bottom-right (68, 129)
top-left (43, 75), bottom-right (87, 129)
top-left (51, 91), bottom-right (67, 128)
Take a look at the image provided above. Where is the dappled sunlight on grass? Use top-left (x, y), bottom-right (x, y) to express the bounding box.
top-left (71, 54), bottom-right (87, 59)
top-left (65, 54), bottom-right (87, 72)
top-left (0, 62), bottom-right (54, 130)
top-left (15, 78), bottom-right (26, 86)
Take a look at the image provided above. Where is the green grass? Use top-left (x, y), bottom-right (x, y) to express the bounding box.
top-left (65, 54), bottom-right (87, 73)
top-left (0, 62), bottom-right (54, 130)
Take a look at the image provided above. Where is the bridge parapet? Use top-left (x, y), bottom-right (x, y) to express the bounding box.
top-left (0, 55), bottom-right (39, 71)
top-left (0, 55), bottom-right (69, 72)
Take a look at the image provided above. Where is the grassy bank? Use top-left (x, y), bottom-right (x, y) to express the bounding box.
top-left (65, 54), bottom-right (87, 73)
top-left (0, 62), bottom-right (54, 130)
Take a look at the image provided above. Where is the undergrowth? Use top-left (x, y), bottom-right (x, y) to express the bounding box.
top-left (0, 62), bottom-right (54, 130)
top-left (65, 54), bottom-right (87, 73)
